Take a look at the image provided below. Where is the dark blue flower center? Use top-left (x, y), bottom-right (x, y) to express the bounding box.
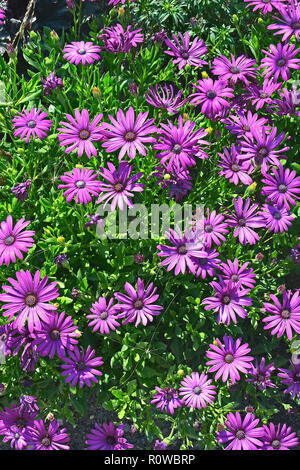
top-left (238, 218), bottom-right (246, 227)
top-left (77, 49), bottom-right (86, 55)
top-left (172, 144), bottom-right (182, 154)
top-left (222, 295), bottom-right (231, 305)
top-left (181, 51), bottom-right (189, 60)
top-left (230, 66), bottom-right (240, 74)
top-left (76, 180), bottom-right (86, 189)
top-left (278, 184), bottom-right (287, 193)
top-left (134, 299), bottom-right (143, 310)
top-left (291, 22), bottom-right (300, 29)
top-left (27, 120), bottom-right (37, 128)
top-left (100, 311), bottom-right (108, 320)
top-left (124, 131), bottom-right (136, 142)
top-left (205, 224), bottom-right (213, 233)
top-left (106, 435), bottom-right (116, 445)
top-left (259, 92), bottom-right (268, 99)
top-left (273, 211), bottom-right (282, 220)
top-left (79, 129), bottom-right (90, 140)
top-left (114, 183), bottom-right (124, 192)
top-left (231, 274), bottom-right (239, 282)
top-left (281, 309), bottom-right (291, 319)
top-left (277, 58), bottom-right (286, 67)
top-left (4, 235), bottom-right (15, 246)
top-left (41, 437), bottom-right (51, 447)
top-left (77, 361), bottom-right (86, 371)
top-left (50, 329), bottom-right (61, 341)
top-left (25, 294), bottom-right (37, 307)
top-left (193, 386), bottom-right (201, 395)
top-left (207, 90), bottom-right (216, 99)
top-left (235, 430), bottom-right (245, 440)
top-left (177, 244), bottom-right (187, 255)
top-left (271, 440), bottom-right (281, 449)
top-left (224, 353), bottom-right (234, 364)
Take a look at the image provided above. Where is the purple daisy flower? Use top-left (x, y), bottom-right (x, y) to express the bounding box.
top-left (244, 0), bottom-right (288, 14)
top-left (25, 420), bottom-right (70, 450)
top-left (189, 78), bottom-right (234, 118)
top-left (12, 108), bottom-right (52, 143)
top-left (261, 422), bottom-right (299, 450)
top-left (86, 422), bottom-right (133, 450)
top-left (194, 247), bottom-right (221, 280)
top-left (0, 270), bottom-right (59, 332)
top-left (0, 216), bottom-right (35, 266)
top-left (202, 279), bottom-right (252, 325)
top-left (9, 326), bottom-right (39, 372)
top-left (261, 163), bottom-right (300, 209)
top-left (0, 323), bottom-right (14, 356)
top-left (0, 9), bottom-right (5, 25)
top-left (217, 412), bottom-right (263, 450)
top-left (40, 72), bottom-right (63, 96)
top-left (226, 197), bottom-right (264, 245)
top-left (154, 116), bottom-right (209, 169)
top-left (58, 109), bottom-right (103, 158)
top-left (153, 163), bottom-right (193, 202)
top-left (239, 126), bottom-right (290, 172)
top-left (32, 311), bottom-right (79, 360)
top-left (151, 387), bottom-right (182, 415)
top-left (0, 402), bottom-right (37, 450)
top-left (268, 86), bottom-right (300, 117)
top-left (219, 258), bottom-right (256, 289)
top-left (278, 361), bottom-right (300, 399)
top-left (87, 297), bottom-right (120, 335)
top-left (262, 290), bottom-right (300, 340)
top-left (96, 161), bottom-right (144, 211)
top-left (260, 43), bottom-right (300, 82)
top-left (212, 54), bottom-right (257, 86)
top-left (98, 24), bottom-right (143, 53)
top-left (154, 440), bottom-right (167, 450)
top-left (179, 372), bottom-right (216, 409)
top-left (157, 226), bottom-right (207, 276)
top-left (11, 179), bottom-right (32, 203)
top-left (164, 32), bottom-right (207, 70)
top-left (145, 83), bottom-right (188, 114)
top-left (243, 78), bottom-right (281, 110)
top-left (61, 345), bottom-right (103, 388)
top-left (58, 167), bottom-right (101, 205)
top-left (101, 106), bottom-right (157, 160)
top-left (62, 41), bottom-right (100, 65)
top-left (19, 396), bottom-right (39, 414)
top-left (259, 203), bottom-right (294, 233)
top-left (222, 111), bottom-right (268, 140)
top-left (245, 358), bottom-right (276, 390)
top-left (268, 1), bottom-right (300, 42)
top-left (114, 278), bottom-right (163, 327)
top-left (192, 208), bottom-right (229, 248)
top-left (218, 145), bottom-right (254, 186)
top-left (206, 335), bottom-right (254, 383)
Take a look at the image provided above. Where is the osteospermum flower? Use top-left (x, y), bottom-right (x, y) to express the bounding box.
top-left (101, 107), bottom-right (157, 160)
top-left (222, 111), bottom-right (268, 140)
top-left (62, 41), bottom-right (101, 65)
top-left (40, 72), bottom-right (63, 96)
top-left (86, 422), bottom-right (133, 450)
top-left (268, 86), bottom-right (300, 117)
top-left (58, 109), bottom-right (103, 158)
top-left (164, 32), bottom-right (207, 70)
top-left (9, 326), bottom-right (39, 372)
top-left (25, 420), bottom-right (70, 450)
top-left (192, 208), bottom-right (229, 248)
top-left (154, 116), bottom-right (209, 169)
top-left (179, 372), bottom-right (216, 409)
top-left (212, 54), bottom-right (257, 86)
top-left (157, 226), bottom-right (207, 275)
top-left (87, 297), bottom-right (120, 335)
top-left (96, 161), bottom-right (144, 211)
top-left (11, 179), bottom-right (32, 203)
top-left (32, 311), bottom-right (79, 359)
top-left (217, 412), bottom-right (263, 450)
top-left (61, 345), bottom-right (103, 388)
top-left (58, 167), bottom-right (101, 205)
top-left (202, 280), bottom-right (252, 325)
top-left (0, 9), bottom-right (5, 25)
top-left (145, 83), bottom-right (188, 114)
top-left (260, 43), bottom-right (300, 82)
top-left (243, 78), bottom-right (281, 110)
top-left (98, 24), bottom-right (143, 53)
top-left (219, 258), bottom-right (256, 289)
top-left (261, 163), bottom-right (300, 210)
top-left (151, 387), bottom-right (182, 415)
top-left (206, 335), bottom-right (254, 383)
top-left (218, 145), bottom-right (253, 186)
top-left (0, 403), bottom-right (37, 450)
top-left (259, 203), bottom-right (294, 233)
top-left (0, 323), bottom-right (14, 356)
top-left (261, 422), bottom-right (299, 450)
top-left (12, 109), bottom-right (52, 143)
top-left (239, 127), bottom-right (290, 172)
top-left (194, 247), bottom-right (221, 280)
top-left (0, 270), bottom-right (59, 332)
top-left (226, 196), bottom-right (264, 245)
top-left (268, 1), bottom-right (300, 42)
top-left (262, 290), bottom-right (300, 341)
top-left (245, 358), bottom-right (276, 390)
top-left (153, 162), bottom-right (193, 202)
top-left (189, 78), bottom-right (234, 118)
top-left (244, 0), bottom-right (287, 14)
top-left (114, 278), bottom-right (163, 327)
top-left (0, 216), bottom-right (35, 266)
top-left (278, 361), bottom-right (300, 399)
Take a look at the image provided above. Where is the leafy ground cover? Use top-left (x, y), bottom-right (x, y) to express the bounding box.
top-left (0, 0), bottom-right (300, 451)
